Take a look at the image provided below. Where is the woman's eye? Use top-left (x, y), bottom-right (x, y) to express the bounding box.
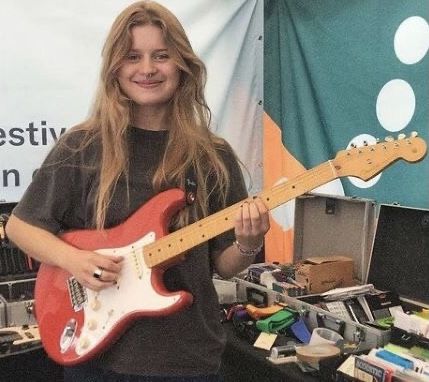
top-left (126, 54), bottom-right (140, 61)
top-left (154, 54), bottom-right (169, 61)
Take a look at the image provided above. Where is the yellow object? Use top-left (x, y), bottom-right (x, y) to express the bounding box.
top-left (415, 309), bottom-right (429, 320)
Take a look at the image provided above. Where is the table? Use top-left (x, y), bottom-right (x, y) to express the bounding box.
top-left (220, 322), bottom-right (324, 382)
top-left (0, 347), bottom-right (63, 382)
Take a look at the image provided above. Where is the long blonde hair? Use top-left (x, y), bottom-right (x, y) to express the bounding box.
top-left (72, 1), bottom-right (232, 229)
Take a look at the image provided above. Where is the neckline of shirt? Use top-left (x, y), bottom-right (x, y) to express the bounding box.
top-left (129, 126), bottom-right (169, 138)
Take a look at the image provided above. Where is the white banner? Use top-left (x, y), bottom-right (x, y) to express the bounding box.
top-left (0, 0), bottom-right (262, 202)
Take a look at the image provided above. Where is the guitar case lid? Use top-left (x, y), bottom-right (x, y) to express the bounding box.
top-left (366, 204), bottom-right (429, 307)
top-left (293, 192), bottom-right (376, 283)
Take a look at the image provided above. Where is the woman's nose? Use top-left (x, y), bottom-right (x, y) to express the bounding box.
top-left (139, 56), bottom-right (156, 76)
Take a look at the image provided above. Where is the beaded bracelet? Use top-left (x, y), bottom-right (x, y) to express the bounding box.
top-left (234, 240), bottom-right (263, 257)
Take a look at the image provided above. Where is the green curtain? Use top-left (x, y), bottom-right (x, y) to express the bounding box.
top-left (264, 0), bottom-right (429, 208)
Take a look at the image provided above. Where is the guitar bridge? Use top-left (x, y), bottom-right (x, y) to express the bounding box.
top-left (67, 277), bottom-right (87, 312)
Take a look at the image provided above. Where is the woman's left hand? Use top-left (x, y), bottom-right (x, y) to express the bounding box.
top-left (234, 197), bottom-right (270, 251)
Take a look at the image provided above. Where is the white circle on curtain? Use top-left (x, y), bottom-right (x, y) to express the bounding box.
top-left (376, 79), bottom-right (415, 132)
top-left (347, 134), bottom-right (381, 188)
top-left (394, 16), bottom-right (429, 65)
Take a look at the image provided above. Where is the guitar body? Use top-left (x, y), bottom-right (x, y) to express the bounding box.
top-left (34, 188), bottom-right (193, 366)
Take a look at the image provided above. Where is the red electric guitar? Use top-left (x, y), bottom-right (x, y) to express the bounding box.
top-left (34, 134), bottom-right (427, 365)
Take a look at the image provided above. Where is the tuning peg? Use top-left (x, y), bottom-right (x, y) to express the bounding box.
top-left (385, 136), bottom-right (394, 142)
top-left (397, 133), bottom-right (406, 140)
top-left (410, 131), bottom-right (418, 137)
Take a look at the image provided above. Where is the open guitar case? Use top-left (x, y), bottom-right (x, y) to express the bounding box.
top-left (234, 193), bottom-right (390, 351)
top-left (233, 192), bottom-right (429, 355)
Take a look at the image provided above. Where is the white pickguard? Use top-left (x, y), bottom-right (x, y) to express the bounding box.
top-left (74, 232), bottom-right (180, 356)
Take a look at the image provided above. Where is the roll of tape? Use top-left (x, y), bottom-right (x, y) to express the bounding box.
top-left (309, 328), bottom-right (344, 346)
top-left (296, 344), bottom-right (340, 364)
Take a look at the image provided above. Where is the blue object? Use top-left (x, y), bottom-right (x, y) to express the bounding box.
top-left (290, 318), bottom-right (311, 344)
top-left (376, 349), bottom-right (414, 370)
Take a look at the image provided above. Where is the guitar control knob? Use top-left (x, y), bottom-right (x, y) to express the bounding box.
top-left (87, 319), bottom-right (98, 331)
top-left (90, 299), bottom-right (101, 311)
top-left (79, 336), bottom-right (90, 349)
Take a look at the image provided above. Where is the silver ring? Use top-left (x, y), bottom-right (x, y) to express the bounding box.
top-left (93, 268), bottom-right (103, 280)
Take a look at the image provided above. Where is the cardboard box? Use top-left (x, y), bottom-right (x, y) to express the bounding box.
top-left (295, 255), bottom-right (354, 293)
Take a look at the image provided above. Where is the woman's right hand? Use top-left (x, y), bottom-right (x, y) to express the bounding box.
top-left (6, 215), bottom-right (124, 292)
top-left (65, 249), bottom-right (124, 292)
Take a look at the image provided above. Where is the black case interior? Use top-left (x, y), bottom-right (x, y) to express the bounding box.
top-left (367, 204), bottom-right (429, 307)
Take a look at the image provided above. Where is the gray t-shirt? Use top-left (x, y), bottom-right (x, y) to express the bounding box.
top-left (13, 127), bottom-right (247, 376)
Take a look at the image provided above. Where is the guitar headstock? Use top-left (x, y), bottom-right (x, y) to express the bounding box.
top-left (332, 133), bottom-right (427, 181)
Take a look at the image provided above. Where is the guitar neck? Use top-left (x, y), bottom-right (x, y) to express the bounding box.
top-left (144, 160), bottom-right (337, 268)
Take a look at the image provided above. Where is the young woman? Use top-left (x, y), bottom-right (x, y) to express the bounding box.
top-left (6, 1), bottom-right (269, 381)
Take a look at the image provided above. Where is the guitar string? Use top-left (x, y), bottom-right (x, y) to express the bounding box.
top-left (111, 140), bottom-right (407, 270)
top-left (140, 162), bottom-right (337, 268)
top-left (142, 141), bottom-right (399, 265)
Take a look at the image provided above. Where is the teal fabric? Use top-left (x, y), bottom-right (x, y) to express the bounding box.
top-left (264, 0), bottom-right (429, 208)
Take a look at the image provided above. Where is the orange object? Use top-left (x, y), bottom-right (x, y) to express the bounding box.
top-left (246, 304), bottom-right (284, 320)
